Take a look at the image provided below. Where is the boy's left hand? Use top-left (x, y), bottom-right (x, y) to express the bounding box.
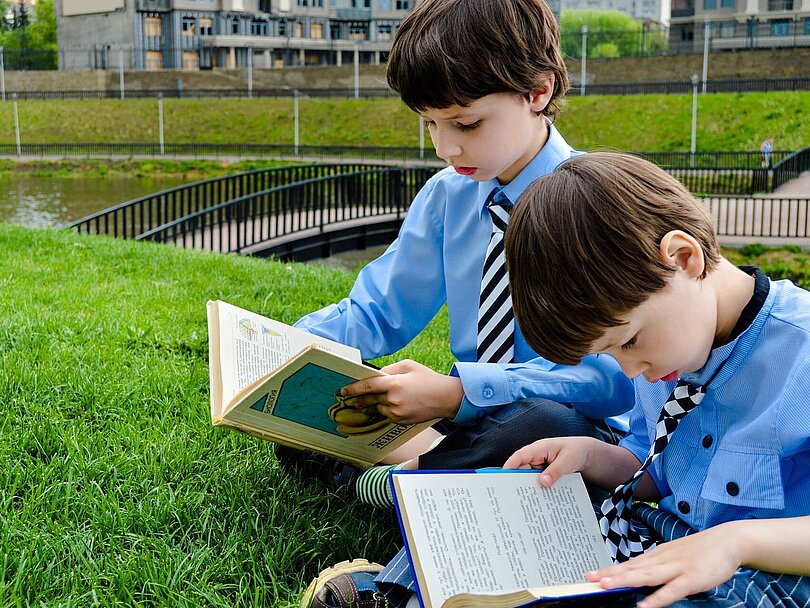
top-left (587, 524), bottom-right (743, 608)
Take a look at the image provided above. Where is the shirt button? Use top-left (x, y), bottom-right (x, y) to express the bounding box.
top-left (702, 435), bottom-right (713, 448)
top-left (482, 387), bottom-right (494, 399)
top-left (726, 482), bottom-right (740, 496)
top-left (677, 501), bottom-right (690, 514)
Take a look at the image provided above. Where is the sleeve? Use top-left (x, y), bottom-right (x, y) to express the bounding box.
top-left (294, 178), bottom-right (448, 361)
top-left (451, 353), bottom-right (635, 424)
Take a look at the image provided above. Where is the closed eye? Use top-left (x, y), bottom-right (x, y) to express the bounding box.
top-left (620, 336), bottom-right (638, 350)
top-left (457, 120), bottom-right (482, 132)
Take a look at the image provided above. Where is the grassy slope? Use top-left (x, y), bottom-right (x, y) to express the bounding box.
top-left (2, 223), bottom-right (452, 606)
top-left (0, 92), bottom-right (808, 152)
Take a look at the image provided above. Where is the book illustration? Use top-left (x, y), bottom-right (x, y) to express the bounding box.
top-left (238, 317), bottom-right (281, 342)
top-left (246, 361), bottom-right (388, 438)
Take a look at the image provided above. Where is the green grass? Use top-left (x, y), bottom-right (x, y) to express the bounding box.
top-left (0, 223), bottom-right (453, 606)
top-left (2, 222), bottom-right (810, 604)
top-left (0, 92), bottom-right (808, 153)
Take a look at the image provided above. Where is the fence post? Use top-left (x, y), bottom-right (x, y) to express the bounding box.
top-left (158, 94), bottom-right (165, 155)
top-left (294, 88), bottom-right (300, 157)
top-left (119, 46), bottom-right (125, 100)
top-left (0, 47), bottom-right (5, 102)
top-left (690, 75), bottom-right (699, 167)
top-left (13, 93), bottom-right (20, 156)
top-left (702, 17), bottom-right (711, 94)
top-left (580, 25), bottom-right (588, 97)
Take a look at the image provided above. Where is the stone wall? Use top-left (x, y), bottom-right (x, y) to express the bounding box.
top-left (5, 47), bottom-right (810, 93)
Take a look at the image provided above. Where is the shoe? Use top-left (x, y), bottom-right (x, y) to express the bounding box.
top-left (300, 559), bottom-right (387, 608)
top-left (275, 444), bottom-right (365, 491)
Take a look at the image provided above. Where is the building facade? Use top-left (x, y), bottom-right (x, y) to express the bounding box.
top-left (56, 0), bottom-right (415, 70)
top-left (669, 0), bottom-right (810, 53)
top-left (560, 0), bottom-right (669, 26)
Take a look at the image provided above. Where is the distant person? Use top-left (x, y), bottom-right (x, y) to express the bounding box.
top-left (760, 137), bottom-right (774, 168)
top-left (284, 0), bottom-right (633, 512)
top-left (502, 152), bottom-right (810, 607)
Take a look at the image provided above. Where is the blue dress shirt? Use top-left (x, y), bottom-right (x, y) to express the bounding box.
top-left (621, 277), bottom-right (810, 531)
top-left (295, 125), bottom-right (633, 427)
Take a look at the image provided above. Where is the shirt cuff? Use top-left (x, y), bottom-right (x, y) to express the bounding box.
top-left (450, 362), bottom-right (511, 423)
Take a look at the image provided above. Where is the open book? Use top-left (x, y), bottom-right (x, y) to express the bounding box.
top-left (390, 470), bottom-right (635, 608)
top-left (207, 300), bottom-right (433, 467)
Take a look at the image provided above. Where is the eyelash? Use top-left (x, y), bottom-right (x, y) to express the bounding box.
top-left (621, 336), bottom-right (638, 350)
top-left (457, 121), bottom-right (482, 132)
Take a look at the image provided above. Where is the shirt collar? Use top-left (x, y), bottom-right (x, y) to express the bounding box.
top-left (477, 121), bottom-right (578, 219)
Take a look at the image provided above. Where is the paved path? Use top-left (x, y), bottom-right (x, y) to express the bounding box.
top-left (773, 171), bottom-right (810, 197)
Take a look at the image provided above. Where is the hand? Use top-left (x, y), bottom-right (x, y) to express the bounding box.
top-left (587, 524), bottom-right (744, 608)
top-left (503, 437), bottom-right (598, 486)
top-left (338, 359), bottom-right (464, 424)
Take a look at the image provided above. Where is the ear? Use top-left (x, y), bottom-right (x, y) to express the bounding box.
top-left (527, 74), bottom-right (555, 114)
top-left (659, 230), bottom-right (705, 279)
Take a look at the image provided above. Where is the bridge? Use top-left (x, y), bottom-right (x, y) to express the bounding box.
top-left (70, 148), bottom-right (810, 260)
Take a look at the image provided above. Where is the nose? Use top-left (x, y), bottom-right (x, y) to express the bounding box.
top-left (431, 125), bottom-right (462, 161)
top-left (615, 355), bottom-right (647, 379)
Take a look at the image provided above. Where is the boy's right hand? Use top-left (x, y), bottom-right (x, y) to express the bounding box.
top-left (338, 359), bottom-right (465, 424)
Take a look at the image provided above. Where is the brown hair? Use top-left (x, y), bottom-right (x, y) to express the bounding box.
top-left (505, 152), bottom-right (722, 365)
top-left (386, 0), bottom-right (569, 117)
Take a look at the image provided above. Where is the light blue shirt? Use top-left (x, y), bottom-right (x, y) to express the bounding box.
top-left (295, 125), bottom-right (633, 427)
top-left (621, 277), bottom-right (810, 531)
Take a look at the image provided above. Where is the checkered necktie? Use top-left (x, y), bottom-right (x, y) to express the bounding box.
top-left (477, 187), bottom-right (514, 364)
top-left (599, 379), bottom-right (705, 562)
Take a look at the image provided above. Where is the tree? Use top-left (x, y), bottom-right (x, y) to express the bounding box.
top-left (560, 10), bottom-right (668, 58)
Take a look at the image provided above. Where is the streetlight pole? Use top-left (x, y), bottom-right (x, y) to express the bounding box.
top-left (353, 43), bottom-right (360, 99)
top-left (158, 94), bottom-right (165, 155)
top-left (690, 74), bottom-right (699, 167)
top-left (294, 88), bottom-right (300, 157)
top-left (419, 116), bottom-right (425, 160)
top-left (580, 25), bottom-right (588, 97)
top-left (13, 94), bottom-right (20, 155)
top-left (0, 47), bottom-right (6, 102)
top-left (119, 46), bottom-right (125, 100)
top-left (702, 17), bottom-right (711, 94)
top-left (247, 46), bottom-right (253, 99)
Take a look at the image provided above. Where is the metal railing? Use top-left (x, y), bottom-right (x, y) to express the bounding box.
top-left (708, 196), bottom-right (810, 239)
top-left (70, 163), bottom-right (389, 238)
top-left (773, 147), bottom-right (810, 191)
top-left (135, 166), bottom-right (437, 255)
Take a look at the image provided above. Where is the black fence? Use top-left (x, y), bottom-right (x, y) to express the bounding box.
top-left (135, 166), bottom-right (437, 259)
top-left (5, 76), bottom-right (810, 100)
top-left (71, 163), bottom-right (390, 239)
top-left (708, 196), bottom-right (810, 240)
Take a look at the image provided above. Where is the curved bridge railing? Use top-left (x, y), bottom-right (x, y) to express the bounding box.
top-left (773, 147), bottom-right (810, 192)
top-left (136, 166), bottom-right (439, 260)
top-left (69, 163), bottom-right (389, 239)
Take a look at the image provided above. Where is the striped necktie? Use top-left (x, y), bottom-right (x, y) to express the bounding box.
top-left (599, 379), bottom-right (705, 562)
top-left (477, 187), bottom-right (514, 364)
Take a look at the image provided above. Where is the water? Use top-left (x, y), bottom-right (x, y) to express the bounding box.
top-left (0, 176), bottom-right (190, 229)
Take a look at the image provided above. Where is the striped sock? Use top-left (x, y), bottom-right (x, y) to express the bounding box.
top-left (353, 464), bottom-right (397, 508)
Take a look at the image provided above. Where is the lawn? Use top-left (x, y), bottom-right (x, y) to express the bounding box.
top-left (3, 222), bottom-right (810, 605)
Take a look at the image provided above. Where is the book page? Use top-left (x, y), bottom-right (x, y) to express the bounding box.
top-left (392, 472), bottom-right (612, 608)
top-left (213, 301), bottom-right (362, 403)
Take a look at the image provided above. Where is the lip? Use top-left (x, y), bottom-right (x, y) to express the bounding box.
top-left (453, 166), bottom-right (477, 176)
top-left (649, 371), bottom-right (680, 383)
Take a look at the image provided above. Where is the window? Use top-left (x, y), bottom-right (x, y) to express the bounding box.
top-left (199, 17), bottom-right (212, 36)
top-left (378, 0), bottom-right (391, 8)
top-left (182, 16), bottom-right (196, 36)
top-left (770, 18), bottom-right (790, 35)
top-left (805, 17), bottom-right (810, 35)
top-left (278, 20), bottom-right (288, 36)
top-left (183, 51), bottom-right (199, 69)
top-left (232, 18), bottom-right (240, 34)
top-left (395, 0), bottom-right (409, 9)
top-left (720, 0), bottom-right (734, 7)
top-left (295, 21), bottom-right (303, 37)
top-left (718, 20), bottom-right (735, 36)
top-left (146, 50), bottom-right (162, 69)
top-left (312, 0), bottom-right (323, 6)
top-left (311, 21), bottom-right (323, 38)
top-left (251, 19), bottom-right (267, 35)
top-left (144, 16), bottom-right (161, 36)
top-left (703, 0), bottom-right (716, 9)
top-left (377, 23), bottom-right (392, 40)
top-left (349, 22), bottom-right (368, 40)
top-left (297, 0), bottom-right (307, 6)
top-left (767, 0), bottom-right (792, 9)
top-left (258, 0), bottom-right (271, 11)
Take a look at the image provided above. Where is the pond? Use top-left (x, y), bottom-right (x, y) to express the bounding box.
top-left (0, 175), bottom-right (190, 229)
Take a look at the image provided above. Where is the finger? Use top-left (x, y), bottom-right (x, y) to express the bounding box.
top-left (503, 444), bottom-right (547, 470)
top-left (636, 577), bottom-right (696, 608)
top-left (340, 376), bottom-right (390, 397)
top-left (380, 359), bottom-right (417, 374)
top-left (343, 394), bottom-right (384, 409)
